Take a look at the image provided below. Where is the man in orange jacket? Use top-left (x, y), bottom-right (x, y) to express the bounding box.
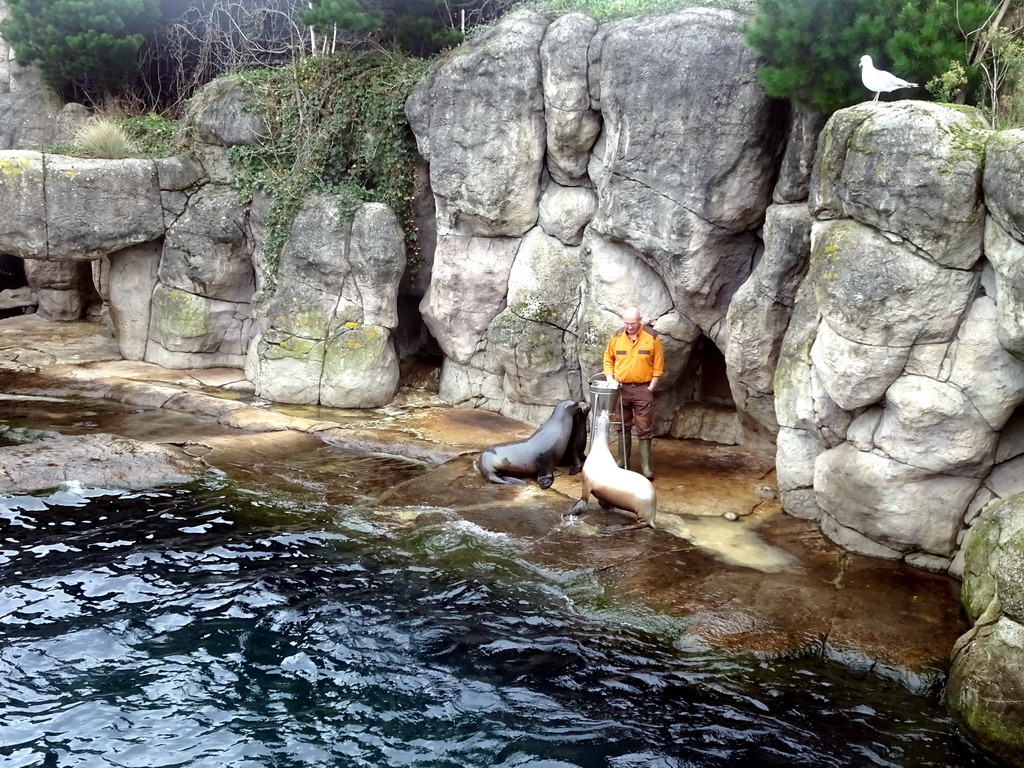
top-left (602, 306), bottom-right (664, 479)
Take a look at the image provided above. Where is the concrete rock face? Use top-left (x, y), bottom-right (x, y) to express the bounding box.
top-left (247, 197), bottom-right (405, 408)
top-left (775, 103), bottom-right (1024, 576)
top-left (949, 493), bottom-right (1024, 765)
top-left (408, 7), bottom-right (788, 432)
top-left (406, 11), bottom-right (548, 237)
top-left (0, 85), bottom-right (408, 399)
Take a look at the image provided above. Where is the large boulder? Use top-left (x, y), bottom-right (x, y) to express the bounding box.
top-left (984, 130), bottom-right (1024, 361)
top-left (248, 198), bottom-right (405, 407)
top-left (0, 433), bottom-right (207, 493)
top-left (0, 151), bottom-right (46, 257)
top-left (185, 74), bottom-right (270, 183)
top-left (0, 152), bottom-right (164, 261)
top-left (485, 226), bottom-right (586, 417)
top-left (421, 233), bottom-right (519, 369)
top-left (811, 101), bottom-right (988, 269)
top-left (775, 102), bottom-right (1006, 565)
top-left (726, 202), bottom-right (811, 442)
top-left (809, 218), bottom-right (977, 350)
top-left (158, 183), bottom-right (254, 303)
top-left (44, 156), bottom-right (164, 260)
top-left (0, 87), bottom-right (62, 150)
top-left (107, 242), bottom-right (161, 360)
top-left (540, 12), bottom-right (600, 186)
top-left (146, 182), bottom-right (255, 368)
top-left (948, 493), bottom-right (1024, 765)
top-left (588, 8), bottom-right (787, 334)
top-left (23, 258), bottom-right (92, 321)
top-left (146, 284), bottom-right (252, 368)
top-left (405, 10), bottom-right (549, 236)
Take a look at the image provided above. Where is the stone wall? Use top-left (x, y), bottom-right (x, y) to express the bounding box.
top-left (775, 107), bottom-right (1024, 576)
top-left (0, 79), bottom-right (406, 408)
top-left (407, 8), bottom-right (790, 431)
top-left (0, 8), bottom-right (1023, 576)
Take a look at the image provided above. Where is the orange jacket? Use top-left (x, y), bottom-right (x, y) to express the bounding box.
top-left (603, 325), bottom-right (664, 383)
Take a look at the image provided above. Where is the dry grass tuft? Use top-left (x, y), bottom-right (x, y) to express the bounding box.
top-left (73, 119), bottom-right (137, 159)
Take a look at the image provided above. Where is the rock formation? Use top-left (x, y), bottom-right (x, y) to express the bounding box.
top-left (949, 494), bottom-right (1024, 765)
top-left (775, 105), bottom-right (1024, 575)
top-left (407, 7), bottom-right (788, 426)
top-left (4, 5), bottom-right (1024, 761)
top-left (1, 6), bottom-right (1023, 574)
top-left (0, 432), bottom-right (208, 492)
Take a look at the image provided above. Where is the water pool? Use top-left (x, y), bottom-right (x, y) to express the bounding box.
top-left (0, 480), bottom-right (1002, 768)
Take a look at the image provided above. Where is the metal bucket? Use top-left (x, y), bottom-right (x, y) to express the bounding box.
top-left (589, 376), bottom-right (626, 466)
top-left (589, 377), bottom-right (620, 418)
top-left (588, 377), bottom-right (621, 452)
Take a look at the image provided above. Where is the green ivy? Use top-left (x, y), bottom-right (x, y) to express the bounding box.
top-left (116, 113), bottom-right (180, 158)
top-left (28, 113), bottom-right (180, 159)
top-left (228, 51), bottom-right (429, 286)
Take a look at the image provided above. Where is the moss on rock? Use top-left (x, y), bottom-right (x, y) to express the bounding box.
top-left (151, 285), bottom-right (211, 340)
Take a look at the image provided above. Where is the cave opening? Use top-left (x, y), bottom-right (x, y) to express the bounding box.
top-left (683, 336), bottom-right (734, 406)
top-left (670, 335), bottom-right (740, 444)
top-left (395, 294), bottom-right (442, 392)
top-left (0, 254), bottom-right (30, 320)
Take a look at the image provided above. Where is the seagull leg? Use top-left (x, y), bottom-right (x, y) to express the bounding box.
top-left (873, 92), bottom-right (880, 102)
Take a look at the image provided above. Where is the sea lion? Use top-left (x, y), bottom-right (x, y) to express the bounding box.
top-left (557, 400), bottom-right (590, 475)
top-left (566, 410), bottom-right (656, 528)
top-left (479, 399), bottom-right (584, 489)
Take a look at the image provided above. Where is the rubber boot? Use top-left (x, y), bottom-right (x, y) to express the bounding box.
top-left (616, 432), bottom-right (632, 469)
top-left (639, 438), bottom-right (654, 480)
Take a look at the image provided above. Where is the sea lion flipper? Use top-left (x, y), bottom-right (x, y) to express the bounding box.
top-left (495, 474), bottom-right (527, 485)
top-left (564, 498), bottom-right (588, 518)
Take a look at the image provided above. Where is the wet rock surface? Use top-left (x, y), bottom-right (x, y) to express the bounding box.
top-left (0, 316), bottom-right (967, 692)
top-left (0, 432), bottom-right (207, 493)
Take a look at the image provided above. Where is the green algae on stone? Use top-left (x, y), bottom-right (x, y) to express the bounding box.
top-left (323, 325), bottom-right (388, 372)
top-left (151, 285), bottom-right (211, 340)
top-left (262, 331), bottom-right (323, 360)
top-left (960, 494), bottom-right (1024, 622)
top-left (488, 309), bottom-right (567, 373)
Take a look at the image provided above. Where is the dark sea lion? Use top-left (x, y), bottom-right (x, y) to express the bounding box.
top-left (557, 400), bottom-right (590, 475)
top-left (479, 400), bottom-right (584, 489)
top-left (566, 410), bottom-right (656, 528)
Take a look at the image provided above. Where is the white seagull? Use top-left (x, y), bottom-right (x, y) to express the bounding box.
top-left (859, 55), bottom-right (918, 102)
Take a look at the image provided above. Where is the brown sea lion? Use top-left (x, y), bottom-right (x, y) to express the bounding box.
top-left (478, 400), bottom-right (585, 490)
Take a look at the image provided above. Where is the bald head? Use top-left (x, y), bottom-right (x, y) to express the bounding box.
top-left (621, 307), bottom-right (641, 324)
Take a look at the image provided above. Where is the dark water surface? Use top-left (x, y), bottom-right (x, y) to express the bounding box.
top-left (0, 478), bottom-right (1005, 768)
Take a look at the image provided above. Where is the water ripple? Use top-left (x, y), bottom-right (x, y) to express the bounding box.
top-left (0, 481), bottom-right (1000, 768)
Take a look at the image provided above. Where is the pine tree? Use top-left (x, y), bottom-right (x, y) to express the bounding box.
top-left (299, 0), bottom-right (469, 56)
top-left (0, 0), bottom-right (160, 103)
top-left (744, 0), bottom-right (997, 114)
top-left (299, 0), bottom-right (385, 39)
